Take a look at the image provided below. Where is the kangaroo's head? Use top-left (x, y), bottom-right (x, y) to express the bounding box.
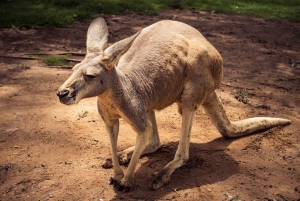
top-left (57, 18), bottom-right (140, 105)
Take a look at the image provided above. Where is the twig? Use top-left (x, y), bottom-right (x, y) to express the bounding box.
top-left (174, 187), bottom-right (180, 195)
top-left (44, 66), bottom-right (73, 69)
top-left (23, 52), bottom-right (86, 56)
top-left (1, 55), bottom-right (42, 60)
top-left (224, 192), bottom-right (233, 200)
top-left (57, 52), bottom-right (85, 56)
top-left (63, 58), bottom-right (82, 62)
top-left (253, 104), bottom-right (270, 109)
top-left (276, 194), bottom-right (291, 201)
top-left (220, 82), bottom-right (236, 88)
top-left (220, 82), bottom-right (254, 90)
top-left (1, 55), bottom-right (81, 62)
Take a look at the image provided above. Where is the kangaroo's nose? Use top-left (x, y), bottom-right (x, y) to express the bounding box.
top-left (57, 89), bottom-right (69, 99)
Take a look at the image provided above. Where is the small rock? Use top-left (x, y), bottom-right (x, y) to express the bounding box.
top-left (48, 192), bottom-right (54, 198)
top-left (112, 17), bottom-right (122, 22)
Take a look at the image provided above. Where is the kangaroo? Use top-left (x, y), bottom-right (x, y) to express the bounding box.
top-left (57, 18), bottom-right (291, 191)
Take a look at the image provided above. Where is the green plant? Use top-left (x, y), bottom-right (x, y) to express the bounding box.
top-left (43, 55), bottom-right (69, 66)
top-left (234, 89), bottom-right (249, 104)
top-left (0, 0), bottom-right (299, 28)
top-left (29, 54), bottom-right (40, 59)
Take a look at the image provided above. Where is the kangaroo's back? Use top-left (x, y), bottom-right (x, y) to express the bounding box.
top-left (118, 20), bottom-right (223, 111)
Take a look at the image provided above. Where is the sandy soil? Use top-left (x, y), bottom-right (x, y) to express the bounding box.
top-left (0, 9), bottom-right (300, 201)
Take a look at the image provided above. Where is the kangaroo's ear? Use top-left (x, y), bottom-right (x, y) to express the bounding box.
top-left (101, 30), bottom-right (141, 70)
top-left (87, 18), bottom-right (108, 53)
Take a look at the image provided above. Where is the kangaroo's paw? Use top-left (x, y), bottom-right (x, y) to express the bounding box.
top-left (101, 158), bottom-right (113, 169)
top-left (101, 143), bottom-right (161, 169)
top-left (117, 152), bottom-right (131, 165)
top-left (101, 152), bottom-right (131, 169)
top-left (109, 177), bottom-right (119, 185)
top-left (110, 177), bottom-right (132, 192)
top-left (149, 169), bottom-right (170, 191)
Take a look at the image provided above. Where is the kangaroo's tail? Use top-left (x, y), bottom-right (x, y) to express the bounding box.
top-left (202, 91), bottom-right (291, 138)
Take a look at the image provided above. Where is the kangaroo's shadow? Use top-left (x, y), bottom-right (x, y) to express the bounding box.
top-left (110, 137), bottom-right (239, 200)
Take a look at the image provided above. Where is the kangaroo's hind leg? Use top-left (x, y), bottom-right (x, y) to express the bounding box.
top-left (149, 104), bottom-right (195, 191)
top-left (202, 91), bottom-right (291, 138)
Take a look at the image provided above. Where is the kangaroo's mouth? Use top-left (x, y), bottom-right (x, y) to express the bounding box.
top-left (59, 95), bottom-right (77, 105)
top-left (57, 88), bottom-right (78, 105)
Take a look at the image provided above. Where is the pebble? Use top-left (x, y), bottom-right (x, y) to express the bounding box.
top-left (48, 193), bottom-right (54, 198)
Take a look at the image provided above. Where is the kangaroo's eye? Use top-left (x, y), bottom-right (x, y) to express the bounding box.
top-left (85, 74), bottom-right (97, 79)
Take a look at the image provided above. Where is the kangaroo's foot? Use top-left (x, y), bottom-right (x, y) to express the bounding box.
top-left (149, 154), bottom-right (188, 191)
top-left (149, 169), bottom-right (171, 191)
top-left (109, 177), bottom-right (132, 192)
top-left (102, 142), bottom-right (161, 169)
top-left (101, 146), bottom-right (134, 168)
top-left (101, 158), bottom-right (113, 169)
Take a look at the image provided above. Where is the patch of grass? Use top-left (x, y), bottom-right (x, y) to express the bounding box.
top-left (29, 54), bottom-right (40, 59)
top-left (43, 55), bottom-right (69, 66)
top-left (179, 0), bottom-right (300, 21)
top-left (234, 89), bottom-right (249, 104)
top-left (0, 0), bottom-right (162, 28)
top-left (0, 0), bottom-right (299, 28)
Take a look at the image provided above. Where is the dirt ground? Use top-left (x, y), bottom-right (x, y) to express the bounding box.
top-left (0, 9), bottom-right (300, 201)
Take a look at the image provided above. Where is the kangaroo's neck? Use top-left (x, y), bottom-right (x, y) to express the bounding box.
top-left (98, 67), bottom-right (147, 127)
top-left (99, 67), bottom-right (142, 106)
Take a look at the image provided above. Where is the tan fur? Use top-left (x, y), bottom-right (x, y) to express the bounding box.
top-left (57, 18), bottom-right (291, 191)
